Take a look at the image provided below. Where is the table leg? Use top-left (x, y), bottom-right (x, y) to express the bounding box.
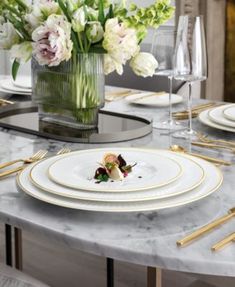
top-left (147, 267), bottom-right (162, 287)
top-left (14, 227), bottom-right (23, 270)
top-left (5, 224), bottom-right (12, 266)
top-left (107, 258), bottom-right (114, 287)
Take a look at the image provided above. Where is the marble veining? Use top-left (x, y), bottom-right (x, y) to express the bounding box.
top-left (0, 95), bottom-right (235, 277)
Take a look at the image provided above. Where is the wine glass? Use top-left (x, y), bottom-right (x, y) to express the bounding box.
top-left (173, 15), bottom-right (207, 138)
top-left (151, 27), bottom-right (182, 130)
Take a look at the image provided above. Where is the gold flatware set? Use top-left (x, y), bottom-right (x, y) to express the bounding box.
top-left (0, 148), bottom-right (71, 178)
top-left (170, 145), bottom-right (232, 166)
top-left (173, 103), bottom-right (223, 120)
top-left (0, 98), bottom-right (14, 106)
top-left (177, 207), bottom-right (235, 251)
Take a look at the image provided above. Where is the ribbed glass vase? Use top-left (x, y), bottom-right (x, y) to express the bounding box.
top-left (32, 53), bottom-right (105, 130)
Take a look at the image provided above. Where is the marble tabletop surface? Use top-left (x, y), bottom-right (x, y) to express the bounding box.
top-left (0, 91), bottom-right (235, 277)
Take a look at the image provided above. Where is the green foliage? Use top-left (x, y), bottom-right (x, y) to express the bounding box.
top-left (12, 59), bottom-right (20, 80)
top-left (115, 0), bottom-right (175, 42)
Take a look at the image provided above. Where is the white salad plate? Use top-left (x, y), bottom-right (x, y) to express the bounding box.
top-left (199, 110), bottom-right (235, 133)
top-left (0, 77), bottom-right (31, 96)
top-left (48, 148), bottom-right (183, 192)
top-left (1, 80), bottom-right (31, 94)
top-left (223, 105), bottom-right (235, 122)
top-left (17, 155), bottom-right (223, 212)
top-left (13, 76), bottom-right (32, 89)
top-left (30, 150), bottom-right (205, 202)
top-left (125, 92), bottom-right (183, 107)
top-left (208, 105), bottom-right (235, 128)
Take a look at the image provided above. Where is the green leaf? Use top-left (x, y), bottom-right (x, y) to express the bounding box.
top-left (105, 4), bottom-right (113, 22)
top-left (57, 0), bottom-right (71, 21)
top-left (12, 60), bottom-right (20, 81)
top-left (98, 0), bottom-right (105, 26)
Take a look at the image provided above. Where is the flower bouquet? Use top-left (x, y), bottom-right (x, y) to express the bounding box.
top-left (0, 0), bottom-right (174, 129)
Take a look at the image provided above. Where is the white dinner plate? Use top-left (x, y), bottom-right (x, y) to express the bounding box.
top-left (125, 92), bottom-right (183, 107)
top-left (30, 150), bottom-right (205, 202)
top-left (1, 79), bottom-right (32, 94)
top-left (17, 155), bottom-right (223, 212)
top-left (223, 105), bottom-right (235, 122)
top-left (13, 76), bottom-right (32, 89)
top-left (199, 110), bottom-right (235, 133)
top-left (48, 148), bottom-right (183, 192)
top-left (208, 105), bottom-right (235, 128)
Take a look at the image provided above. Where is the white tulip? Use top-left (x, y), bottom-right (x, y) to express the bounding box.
top-left (130, 52), bottom-right (158, 77)
top-left (10, 42), bottom-right (33, 63)
top-left (72, 7), bottom-right (86, 32)
top-left (86, 21), bottom-right (104, 43)
top-left (0, 22), bottom-right (20, 50)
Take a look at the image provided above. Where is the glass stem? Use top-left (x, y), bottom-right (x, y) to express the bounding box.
top-left (168, 75), bottom-right (173, 124)
top-left (188, 81), bottom-right (193, 134)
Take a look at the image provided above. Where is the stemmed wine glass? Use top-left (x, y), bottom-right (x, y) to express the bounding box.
top-left (151, 27), bottom-right (182, 130)
top-left (173, 15), bottom-right (207, 138)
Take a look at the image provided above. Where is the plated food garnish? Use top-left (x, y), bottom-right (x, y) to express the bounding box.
top-left (94, 153), bottom-right (136, 183)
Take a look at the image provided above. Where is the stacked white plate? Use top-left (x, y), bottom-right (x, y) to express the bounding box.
top-left (125, 92), bottom-right (183, 107)
top-left (0, 76), bottom-right (32, 96)
top-left (199, 104), bottom-right (235, 132)
top-left (17, 148), bottom-right (223, 212)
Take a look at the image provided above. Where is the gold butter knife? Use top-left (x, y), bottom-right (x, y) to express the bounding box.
top-left (177, 207), bottom-right (235, 247)
top-left (212, 233), bottom-right (235, 251)
top-left (192, 142), bottom-right (235, 153)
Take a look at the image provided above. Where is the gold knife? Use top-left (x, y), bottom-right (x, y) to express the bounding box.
top-left (0, 166), bottom-right (24, 178)
top-left (177, 207), bottom-right (235, 247)
top-left (211, 233), bottom-right (235, 251)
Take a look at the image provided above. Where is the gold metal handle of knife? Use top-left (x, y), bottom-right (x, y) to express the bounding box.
top-left (211, 233), bottom-right (235, 251)
top-left (188, 152), bottom-right (232, 166)
top-left (177, 213), bottom-right (234, 247)
top-left (0, 159), bottom-right (24, 169)
top-left (192, 142), bottom-right (235, 152)
top-left (0, 166), bottom-right (24, 178)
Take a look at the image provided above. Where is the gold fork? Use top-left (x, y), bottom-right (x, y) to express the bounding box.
top-left (0, 150), bottom-right (48, 170)
top-left (57, 148), bottom-right (71, 155)
top-left (0, 150), bottom-right (48, 178)
top-left (0, 99), bottom-right (14, 105)
top-left (212, 233), bottom-right (235, 251)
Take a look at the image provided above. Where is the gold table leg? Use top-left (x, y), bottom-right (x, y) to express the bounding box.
top-left (147, 267), bottom-right (162, 287)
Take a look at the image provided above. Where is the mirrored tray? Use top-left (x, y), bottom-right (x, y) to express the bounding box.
top-left (0, 102), bottom-right (152, 143)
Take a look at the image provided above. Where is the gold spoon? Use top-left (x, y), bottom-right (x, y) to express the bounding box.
top-left (170, 145), bottom-right (232, 166)
top-left (177, 208), bottom-right (235, 247)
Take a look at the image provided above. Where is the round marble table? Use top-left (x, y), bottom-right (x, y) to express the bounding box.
top-left (0, 96), bottom-right (234, 283)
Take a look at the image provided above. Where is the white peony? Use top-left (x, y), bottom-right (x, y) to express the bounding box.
top-left (32, 15), bottom-right (73, 66)
top-left (25, 0), bottom-right (60, 30)
top-left (86, 21), bottom-right (104, 43)
top-left (0, 21), bottom-right (20, 50)
top-left (130, 52), bottom-right (158, 77)
top-left (103, 18), bottom-right (139, 75)
top-left (72, 7), bottom-right (86, 32)
top-left (10, 42), bottom-right (33, 63)
top-left (104, 54), bottom-right (116, 75)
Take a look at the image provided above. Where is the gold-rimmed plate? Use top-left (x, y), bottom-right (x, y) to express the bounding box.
top-left (30, 150), bottom-right (205, 202)
top-left (17, 154), bottom-right (223, 212)
top-left (47, 148), bottom-right (183, 192)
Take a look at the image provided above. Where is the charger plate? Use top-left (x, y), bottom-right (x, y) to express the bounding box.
top-left (199, 110), bottom-right (235, 133)
top-left (208, 105), bottom-right (235, 128)
top-left (223, 105), bottom-right (235, 122)
top-left (30, 150), bottom-right (205, 202)
top-left (17, 155), bottom-right (223, 212)
top-left (48, 148), bottom-right (183, 192)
